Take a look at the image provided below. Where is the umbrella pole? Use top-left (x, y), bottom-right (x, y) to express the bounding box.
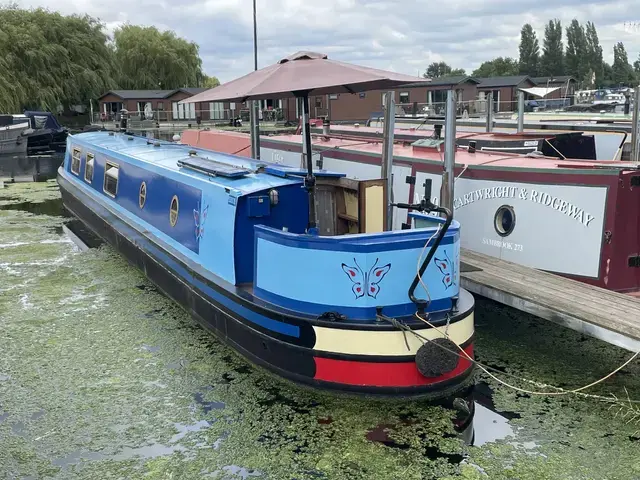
top-left (300, 93), bottom-right (318, 233)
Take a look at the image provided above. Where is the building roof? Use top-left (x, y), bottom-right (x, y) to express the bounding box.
top-left (177, 87), bottom-right (209, 95)
top-left (98, 88), bottom-right (210, 101)
top-left (426, 76), bottom-right (480, 87)
top-left (532, 76), bottom-right (576, 85)
top-left (476, 76), bottom-right (533, 88)
top-left (384, 80), bottom-right (432, 89)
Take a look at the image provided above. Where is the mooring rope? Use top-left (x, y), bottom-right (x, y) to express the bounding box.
top-left (407, 239), bottom-right (640, 403)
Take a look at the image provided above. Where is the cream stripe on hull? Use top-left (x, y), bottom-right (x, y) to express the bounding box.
top-left (312, 313), bottom-right (474, 356)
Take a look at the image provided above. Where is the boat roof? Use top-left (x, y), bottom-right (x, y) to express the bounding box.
top-left (71, 131), bottom-right (344, 196)
top-left (319, 123), bottom-right (564, 141)
top-left (271, 133), bottom-right (640, 171)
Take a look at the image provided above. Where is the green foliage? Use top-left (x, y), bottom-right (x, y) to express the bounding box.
top-left (541, 19), bottom-right (564, 76)
top-left (612, 42), bottom-right (636, 86)
top-left (0, 7), bottom-right (216, 113)
top-left (634, 54), bottom-right (640, 76)
top-left (518, 24), bottom-right (539, 76)
top-left (472, 57), bottom-right (519, 78)
top-left (585, 22), bottom-right (603, 87)
top-left (423, 61), bottom-right (465, 78)
top-left (200, 74), bottom-right (221, 89)
top-left (565, 20), bottom-right (589, 83)
top-left (0, 4), bottom-right (116, 112)
top-left (113, 24), bottom-right (204, 90)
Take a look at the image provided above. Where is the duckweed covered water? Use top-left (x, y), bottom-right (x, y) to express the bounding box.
top-left (1, 181), bottom-right (639, 479)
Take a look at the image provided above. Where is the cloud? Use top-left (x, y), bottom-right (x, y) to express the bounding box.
top-left (12, 0), bottom-right (640, 82)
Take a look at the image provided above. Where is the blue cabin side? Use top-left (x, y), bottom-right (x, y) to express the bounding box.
top-left (62, 132), bottom-right (309, 285)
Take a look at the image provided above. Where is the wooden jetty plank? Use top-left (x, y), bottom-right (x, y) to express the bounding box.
top-left (460, 248), bottom-right (640, 352)
top-left (461, 250), bottom-right (635, 320)
top-left (460, 251), bottom-right (640, 331)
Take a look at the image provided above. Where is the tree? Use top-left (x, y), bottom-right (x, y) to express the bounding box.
top-left (472, 57), bottom-right (519, 77)
top-left (200, 75), bottom-right (220, 89)
top-left (602, 61), bottom-right (615, 87)
top-left (565, 20), bottom-right (589, 83)
top-left (541, 19), bottom-right (564, 76)
top-left (113, 24), bottom-right (204, 90)
top-left (634, 53), bottom-right (640, 77)
top-left (423, 62), bottom-right (466, 78)
top-left (0, 5), bottom-right (116, 112)
top-left (612, 42), bottom-right (635, 86)
top-left (585, 22), bottom-right (603, 87)
top-left (518, 24), bottom-right (540, 76)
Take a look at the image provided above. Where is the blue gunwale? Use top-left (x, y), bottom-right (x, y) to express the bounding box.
top-left (58, 166), bottom-right (470, 334)
top-left (254, 219), bottom-right (459, 253)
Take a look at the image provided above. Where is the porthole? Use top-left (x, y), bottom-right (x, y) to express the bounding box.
top-left (494, 205), bottom-right (516, 237)
top-left (169, 195), bottom-right (179, 227)
top-left (139, 182), bottom-right (147, 209)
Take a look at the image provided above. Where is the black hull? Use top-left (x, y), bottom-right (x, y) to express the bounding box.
top-left (57, 171), bottom-right (475, 399)
top-left (26, 129), bottom-right (68, 155)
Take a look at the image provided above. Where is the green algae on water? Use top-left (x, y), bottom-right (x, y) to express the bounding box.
top-left (0, 182), bottom-right (639, 479)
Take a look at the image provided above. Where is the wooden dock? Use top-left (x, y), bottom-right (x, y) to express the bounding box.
top-left (460, 249), bottom-right (640, 352)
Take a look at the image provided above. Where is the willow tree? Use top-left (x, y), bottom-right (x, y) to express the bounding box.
top-left (0, 5), bottom-right (116, 112)
top-left (113, 24), bottom-right (204, 89)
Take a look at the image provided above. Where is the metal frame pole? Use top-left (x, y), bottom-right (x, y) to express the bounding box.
top-left (485, 92), bottom-right (493, 133)
top-left (631, 86), bottom-right (640, 162)
top-left (300, 94), bottom-right (317, 232)
top-left (381, 91), bottom-right (396, 231)
top-left (517, 90), bottom-right (525, 133)
top-left (441, 89), bottom-right (456, 215)
top-left (249, 0), bottom-right (261, 160)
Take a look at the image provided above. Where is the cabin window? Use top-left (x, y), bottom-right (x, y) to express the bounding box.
top-left (399, 92), bottom-right (410, 104)
top-left (84, 153), bottom-right (94, 183)
top-left (71, 148), bottom-right (81, 175)
top-left (103, 162), bottom-right (119, 197)
top-left (139, 182), bottom-right (147, 209)
top-left (169, 195), bottom-right (179, 227)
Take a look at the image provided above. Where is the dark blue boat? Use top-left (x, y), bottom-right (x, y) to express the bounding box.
top-left (57, 131), bottom-right (475, 398)
top-left (14, 111), bottom-right (68, 155)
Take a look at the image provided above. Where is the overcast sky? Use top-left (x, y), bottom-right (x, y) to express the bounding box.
top-left (13, 0), bottom-right (640, 82)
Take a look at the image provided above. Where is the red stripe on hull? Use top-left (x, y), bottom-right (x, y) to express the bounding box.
top-left (313, 344), bottom-right (474, 387)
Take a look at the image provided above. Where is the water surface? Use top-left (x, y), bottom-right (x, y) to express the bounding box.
top-left (0, 181), bottom-right (638, 479)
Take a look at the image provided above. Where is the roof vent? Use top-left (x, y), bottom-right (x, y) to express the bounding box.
top-left (153, 141), bottom-right (161, 147)
top-left (108, 132), bottom-right (114, 136)
top-left (189, 150), bottom-right (197, 156)
top-left (127, 136), bottom-right (134, 141)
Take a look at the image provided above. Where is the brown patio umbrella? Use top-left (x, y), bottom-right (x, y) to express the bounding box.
top-left (181, 51), bottom-right (428, 232)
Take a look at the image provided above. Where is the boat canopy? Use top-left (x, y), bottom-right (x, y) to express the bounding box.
top-left (519, 87), bottom-right (561, 98)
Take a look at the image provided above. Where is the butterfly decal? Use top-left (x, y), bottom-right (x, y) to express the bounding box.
top-left (341, 258), bottom-right (391, 299)
top-left (193, 202), bottom-right (209, 241)
top-left (434, 251), bottom-right (456, 289)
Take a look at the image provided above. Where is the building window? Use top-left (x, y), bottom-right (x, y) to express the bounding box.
top-left (103, 162), bottom-right (119, 197)
top-left (157, 102), bottom-right (164, 111)
top-left (359, 93), bottom-right (366, 99)
top-left (71, 148), bottom-right (81, 175)
top-left (315, 97), bottom-right (322, 108)
top-left (84, 153), bottom-right (94, 183)
top-left (169, 195), bottom-right (179, 227)
top-left (329, 94), bottom-right (338, 100)
top-left (399, 92), bottom-right (410, 104)
top-left (139, 182), bottom-right (147, 209)
top-left (210, 102), bottom-right (224, 120)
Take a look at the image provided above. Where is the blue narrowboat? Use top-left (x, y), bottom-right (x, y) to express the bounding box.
top-left (57, 131), bottom-right (475, 398)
